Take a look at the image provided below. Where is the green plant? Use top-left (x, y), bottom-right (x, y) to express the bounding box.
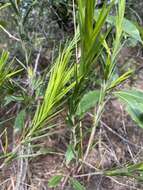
top-left (0, 51), bottom-right (22, 87)
top-left (67, 0), bottom-right (132, 164)
top-left (0, 0), bottom-right (143, 189)
top-left (105, 162), bottom-right (143, 181)
top-left (26, 35), bottom-right (79, 139)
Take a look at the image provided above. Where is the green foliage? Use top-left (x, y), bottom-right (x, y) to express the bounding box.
top-left (27, 35), bottom-right (79, 136)
top-left (0, 51), bottom-right (22, 87)
top-left (78, 0), bottom-right (114, 77)
top-left (0, 0), bottom-right (143, 188)
top-left (106, 15), bottom-right (142, 43)
top-left (76, 90), bottom-right (100, 118)
top-left (70, 178), bottom-right (86, 190)
top-left (48, 175), bottom-right (63, 188)
top-left (65, 144), bottom-right (75, 165)
top-left (105, 162), bottom-right (143, 181)
top-left (14, 109), bottom-right (26, 133)
top-left (0, 3), bottom-right (11, 11)
top-left (69, 0), bottom-right (115, 117)
top-left (4, 95), bottom-right (24, 106)
top-left (114, 89), bottom-right (143, 128)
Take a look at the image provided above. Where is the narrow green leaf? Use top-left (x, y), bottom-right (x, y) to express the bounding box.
top-left (4, 95), bottom-right (24, 106)
top-left (105, 167), bottom-right (130, 177)
top-left (0, 3), bottom-right (11, 10)
top-left (70, 178), bottom-right (86, 190)
top-left (105, 162), bottom-right (143, 178)
top-left (65, 144), bottom-right (75, 165)
top-left (14, 110), bottom-right (26, 133)
top-left (9, 0), bottom-right (20, 16)
top-left (108, 70), bottom-right (133, 89)
top-left (48, 175), bottom-right (63, 188)
top-left (128, 162), bottom-right (143, 172)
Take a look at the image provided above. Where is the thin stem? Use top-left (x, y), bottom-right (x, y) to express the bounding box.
top-left (0, 25), bottom-right (21, 41)
top-left (83, 103), bottom-right (105, 161)
top-left (83, 83), bottom-right (108, 162)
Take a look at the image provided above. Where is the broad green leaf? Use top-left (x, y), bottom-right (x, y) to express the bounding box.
top-left (76, 90), bottom-right (100, 118)
top-left (70, 178), bottom-right (86, 190)
top-left (114, 89), bottom-right (143, 104)
top-left (135, 23), bottom-right (143, 41)
top-left (48, 175), bottom-right (63, 188)
top-left (114, 89), bottom-right (143, 128)
top-left (126, 103), bottom-right (143, 128)
top-left (125, 37), bottom-right (138, 47)
top-left (123, 18), bottom-right (142, 43)
top-left (65, 144), bottom-right (75, 165)
top-left (106, 16), bottom-right (142, 43)
top-left (14, 110), bottom-right (26, 132)
top-left (94, 10), bottom-right (142, 43)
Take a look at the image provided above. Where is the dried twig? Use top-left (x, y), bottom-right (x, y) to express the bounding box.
top-left (101, 121), bottom-right (143, 149)
top-left (0, 25), bottom-right (21, 42)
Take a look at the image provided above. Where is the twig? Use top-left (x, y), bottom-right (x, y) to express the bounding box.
top-left (34, 48), bottom-right (41, 74)
top-left (0, 178), bottom-right (11, 187)
top-left (101, 121), bottom-right (143, 149)
top-left (74, 171), bottom-right (103, 178)
top-left (10, 176), bottom-right (15, 190)
top-left (121, 105), bottom-right (136, 163)
top-left (83, 100), bottom-right (106, 162)
top-left (107, 176), bottom-right (140, 190)
top-left (0, 25), bottom-right (21, 42)
top-left (15, 145), bottom-right (29, 190)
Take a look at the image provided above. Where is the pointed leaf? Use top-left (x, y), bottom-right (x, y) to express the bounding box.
top-left (48, 175), bottom-right (63, 188)
top-left (70, 178), bottom-right (86, 190)
top-left (14, 110), bottom-right (26, 133)
top-left (65, 144), bottom-right (75, 165)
